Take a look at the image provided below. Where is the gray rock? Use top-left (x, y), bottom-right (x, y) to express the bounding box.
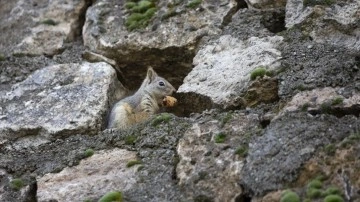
top-left (177, 111), bottom-right (261, 201)
top-left (37, 148), bottom-right (138, 202)
top-left (246, 0), bottom-right (286, 9)
top-left (178, 35), bottom-right (283, 109)
top-left (240, 112), bottom-right (360, 196)
top-left (0, 0), bottom-right (90, 56)
top-left (82, 0), bottom-right (237, 88)
top-left (0, 62), bottom-right (126, 146)
top-left (278, 30), bottom-right (359, 98)
top-left (285, 0), bottom-right (360, 51)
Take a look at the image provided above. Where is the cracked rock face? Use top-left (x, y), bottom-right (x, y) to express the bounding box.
top-left (0, 62), bottom-right (126, 147)
top-left (177, 111), bottom-right (261, 201)
top-left (0, 0), bottom-right (90, 56)
top-left (285, 0), bottom-right (360, 51)
top-left (82, 0), bottom-right (237, 88)
top-left (178, 35), bottom-right (283, 109)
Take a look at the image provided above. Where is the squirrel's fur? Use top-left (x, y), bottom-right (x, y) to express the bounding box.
top-left (107, 67), bottom-right (176, 129)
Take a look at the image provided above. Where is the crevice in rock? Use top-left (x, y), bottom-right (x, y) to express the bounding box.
top-left (308, 105), bottom-right (360, 118)
top-left (75, 0), bottom-right (94, 40)
top-left (234, 191), bottom-right (252, 202)
top-left (166, 92), bottom-right (220, 117)
top-left (222, 0), bottom-right (248, 27)
top-left (260, 9), bottom-right (286, 34)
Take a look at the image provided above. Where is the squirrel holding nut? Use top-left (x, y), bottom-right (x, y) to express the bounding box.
top-left (107, 67), bottom-right (177, 129)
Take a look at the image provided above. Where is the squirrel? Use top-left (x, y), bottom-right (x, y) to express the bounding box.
top-left (107, 67), bottom-right (176, 129)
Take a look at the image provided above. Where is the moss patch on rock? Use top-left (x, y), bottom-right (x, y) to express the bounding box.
top-left (99, 191), bottom-right (123, 202)
top-left (125, 0), bottom-right (157, 31)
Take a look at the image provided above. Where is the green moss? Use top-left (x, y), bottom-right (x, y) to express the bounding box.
top-left (186, 0), bottom-right (202, 8)
top-left (131, 0), bottom-right (154, 13)
top-left (250, 67), bottom-right (267, 80)
top-left (161, 9), bottom-right (177, 20)
top-left (301, 103), bottom-right (310, 111)
top-left (307, 187), bottom-right (323, 199)
top-left (303, 0), bottom-right (336, 7)
top-left (126, 160), bottom-right (142, 167)
top-left (41, 19), bottom-right (58, 26)
top-left (323, 186), bottom-right (342, 196)
top-left (308, 179), bottom-right (323, 189)
top-left (84, 149), bottom-right (94, 158)
top-left (214, 132), bottom-right (226, 143)
top-left (324, 144), bottom-right (336, 155)
top-left (303, 199), bottom-right (311, 202)
top-left (296, 84), bottom-right (307, 91)
top-left (280, 191), bottom-right (300, 202)
top-left (320, 102), bottom-right (332, 114)
top-left (323, 194), bottom-right (344, 202)
top-left (10, 178), bottom-right (24, 190)
top-left (125, 0), bottom-right (157, 31)
top-left (99, 191), bottom-right (123, 202)
top-left (0, 53), bottom-right (5, 61)
top-left (331, 97), bottom-right (343, 105)
top-left (235, 145), bottom-right (248, 157)
top-left (125, 2), bottom-right (137, 9)
top-left (220, 112), bottom-right (232, 127)
top-left (152, 113), bottom-right (172, 126)
top-left (125, 135), bottom-right (137, 145)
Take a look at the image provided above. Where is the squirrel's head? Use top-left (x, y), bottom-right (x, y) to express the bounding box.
top-left (143, 67), bottom-right (176, 103)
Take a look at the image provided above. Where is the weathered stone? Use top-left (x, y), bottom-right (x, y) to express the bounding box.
top-left (0, 0), bottom-right (90, 56)
top-left (178, 35), bottom-right (283, 109)
top-left (0, 62), bottom-right (126, 146)
top-left (278, 31), bottom-right (359, 98)
top-left (281, 87), bottom-right (360, 116)
top-left (177, 111), bottom-right (261, 201)
top-left (37, 148), bottom-right (138, 202)
top-left (246, 0), bottom-right (286, 9)
top-left (285, 0), bottom-right (360, 51)
top-left (240, 112), bottom-right (359, 196)
top-left (82, 0), bottom-right (237, 88)
top-left (243, 77), bottom-right (279, 107)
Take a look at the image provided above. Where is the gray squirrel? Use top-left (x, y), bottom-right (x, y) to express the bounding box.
top-left (107, 67), bottom-right (177, 129)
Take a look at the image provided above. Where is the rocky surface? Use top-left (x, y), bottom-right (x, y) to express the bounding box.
top-left (0, 62), bottom-right (126, 146)
top-left (37, 148), bottom-right (138, 202)
top-left (0, 0), bottom-right (359, 201)
top-left (285, 0), bottom-right (360, 51)
top-left (0, 0), bottom-right (91, 56)
top-left (178, 35), bottom-right (283, 109)
top-left (177, 111), bottom-right (261, 201)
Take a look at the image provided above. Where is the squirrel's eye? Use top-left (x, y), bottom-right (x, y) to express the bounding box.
top-left (159, 81), bottom-right (165, 86)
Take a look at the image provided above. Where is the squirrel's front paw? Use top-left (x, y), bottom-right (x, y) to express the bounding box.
top-left (163, 96), bottom-right (177, 107)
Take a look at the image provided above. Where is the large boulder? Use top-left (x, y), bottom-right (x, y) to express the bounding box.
top-left (0, 62), bottom-right (125, 147)
top-left (178, 35), bottom-right (283, 109)
top-left (0, 0), bottom-right (90, 56)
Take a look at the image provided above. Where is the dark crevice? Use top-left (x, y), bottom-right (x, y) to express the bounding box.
top-left (234, 191), bottom-right (252, 202)
top-left (261, 10), bottom-right (286, 33)
top-left (77, 0), bottom-right (94, 40)
top-left (166, 92), bottom-right (220, 117)
top-left (308, 105), bottom-right (360, 118)
top-left (222, 0), bottom-right (248, 27)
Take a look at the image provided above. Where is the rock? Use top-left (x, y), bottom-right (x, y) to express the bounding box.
top-left (240, 112), bottom-right (359, 196)
top-left (278, 32), bottom-right (359, 97)
top-left (0, 62), bottom-right (126, 147)
top-left (178, 35), bottom-right (283, 109)
top-left (177, 111), bottom-right (261, 201)
top-left (285, 0), bottom-right (360, 51)
top-left (82, 0), bottom-right (237, 88)
top-left (281, 87), bottom-right (360, 116)
top-left (37, 148), bottom-right (138, 202)
top-left (243, 77), bottom-right (279, 107)
top-left (0, 0), bottom-right (90, 56)
top-left (246, 0), bottom-right (286, 9)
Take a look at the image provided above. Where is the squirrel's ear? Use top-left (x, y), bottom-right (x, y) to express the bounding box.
top-left (146, 67), bottom-right (157, 82)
